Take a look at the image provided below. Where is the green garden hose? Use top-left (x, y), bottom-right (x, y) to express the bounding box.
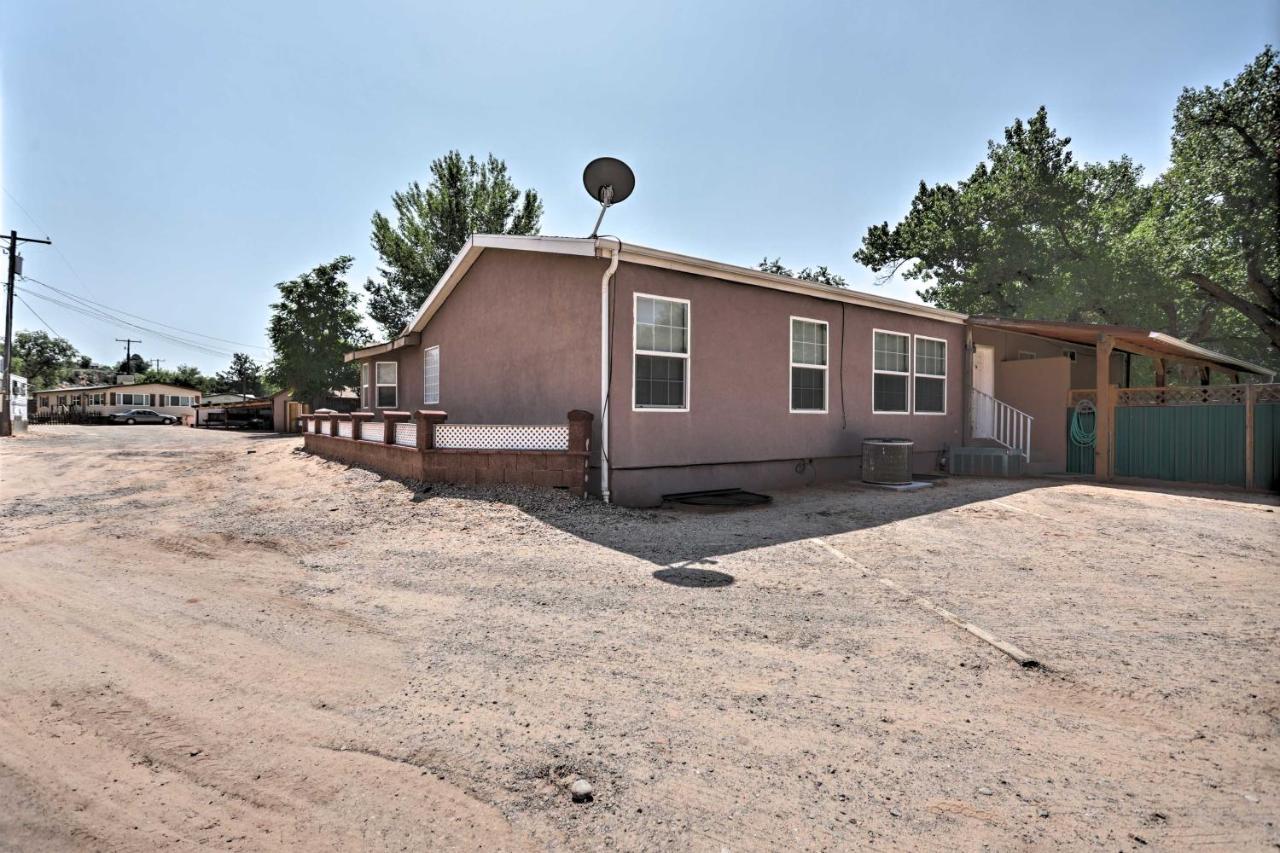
top-left (1070, 399), bottom-right (1096, 447)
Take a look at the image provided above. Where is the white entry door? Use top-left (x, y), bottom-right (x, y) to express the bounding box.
top-left (972, 344), bottom-right (996, 437)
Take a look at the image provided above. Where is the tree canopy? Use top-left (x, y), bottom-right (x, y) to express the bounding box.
top-left (364, 151), bottom-right (543, 337)
top-left (268, 256), bottom-right (369, 407)
top-left (1146, 46), bottom-right (1279, 352)
top-left (10, 330), bottom-right (80, 389)
top-left (213, 353), bottom-right (266, 397)
top-left (854, 47), bottom-right (1279, 367)
top-left (757, 258), bottom-right (849, 288)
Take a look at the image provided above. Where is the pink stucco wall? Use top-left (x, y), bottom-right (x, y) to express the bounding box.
top-left (994, 356), bottom-right (1072, 472)
top-left (355, 249), bottom-right (966, 506)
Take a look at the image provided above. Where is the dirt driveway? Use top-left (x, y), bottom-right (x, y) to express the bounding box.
top-left (1, 426), bottom-right (1277, 851)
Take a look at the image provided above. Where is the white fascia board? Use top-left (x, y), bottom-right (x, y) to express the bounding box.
top-left (400, 235), bottom-right (598, 337)
top-left (1147, 332), bottom-right (1274, 378)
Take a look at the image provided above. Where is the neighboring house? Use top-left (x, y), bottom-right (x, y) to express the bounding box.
top-left (338, 235), bottom-right (1274, 504)
top-left (202, 393), bottom-right (256, 405)
top-left (195, 388), bottom-right (358, 431)
top-left (32, 382), bottom-right (202, 424)
top-left (3, 374), bottom-right (29, 428)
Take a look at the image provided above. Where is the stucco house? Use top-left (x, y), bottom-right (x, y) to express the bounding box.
top-left (340, 235), bottom-right (962, 505)
top-left (330, 235), bottom-right (1274, 504)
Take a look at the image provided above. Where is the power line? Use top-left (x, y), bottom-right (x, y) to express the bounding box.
top-left (16, 285), bottom-right (236, 359)
top-left (20, 275), bottom-right (268, 351)
top-left (12, 291), bottom-right (63, 339)
top-left (0, 184), bottom-right (99, 301)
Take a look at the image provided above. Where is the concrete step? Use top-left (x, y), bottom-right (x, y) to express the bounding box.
top-left (951, 445), bottom-right (1026, 477)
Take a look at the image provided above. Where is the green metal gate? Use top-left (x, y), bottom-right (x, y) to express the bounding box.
top-left (1115, 405), bottom-right (1246, 485)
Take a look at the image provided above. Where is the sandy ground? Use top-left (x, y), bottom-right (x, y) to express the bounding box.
top-left (1, 425), bottom-right (1277, 852)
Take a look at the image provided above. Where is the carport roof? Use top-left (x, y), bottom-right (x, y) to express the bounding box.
top-left (967, 316), bottom-right (1274, 378)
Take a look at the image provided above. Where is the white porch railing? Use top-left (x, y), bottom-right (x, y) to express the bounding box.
top-left (971, 388), bottom-right (1033, 461)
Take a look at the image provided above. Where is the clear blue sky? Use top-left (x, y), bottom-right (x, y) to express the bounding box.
top-left (2, 0), bottom-right (1275, 373)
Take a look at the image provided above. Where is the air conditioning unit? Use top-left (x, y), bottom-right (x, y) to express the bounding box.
top-left (862, 438), bottom-right (914, 485)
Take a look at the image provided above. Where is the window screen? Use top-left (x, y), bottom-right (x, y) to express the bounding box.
top-left (790, 318), bottom-right (828, 412)
top-left (423, 346), bottom-right (440, 405)
top-left (634, 295), bottom-right (689, 410)
top-left (873, 331), bottom-right (910, 413)
top-left (375, 361), bottom-right (398, 408)
top-left (914, 337), bottom-right (947, 414)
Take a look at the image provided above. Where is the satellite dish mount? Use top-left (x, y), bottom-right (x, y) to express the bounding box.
top-left (582, 157), bottom-right (635, 237)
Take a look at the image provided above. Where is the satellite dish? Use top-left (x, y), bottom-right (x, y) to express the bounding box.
top-left (583, 157), bottom-right (634, 237)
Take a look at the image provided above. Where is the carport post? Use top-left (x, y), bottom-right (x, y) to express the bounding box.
top-left (1245, 384), bottom-right (1257, 490)
top-left (1095, 334), bottom-right (1115, 481)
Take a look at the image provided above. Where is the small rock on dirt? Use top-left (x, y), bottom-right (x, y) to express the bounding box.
top-left (571, 779), bottom-right (594, 802)
top-left (978, 787), bottom-right (994, 796)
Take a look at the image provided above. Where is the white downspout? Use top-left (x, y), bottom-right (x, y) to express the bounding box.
top-left (599, 240), bottom-right (621, 503)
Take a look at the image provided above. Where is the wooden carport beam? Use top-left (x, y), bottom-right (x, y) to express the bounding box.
top-left (1155, 359), bottom-right (1166, 388)
top-left (1095, 334), bottom-right (1115, 481)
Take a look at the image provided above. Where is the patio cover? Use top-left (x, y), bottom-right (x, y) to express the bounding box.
top-left (967, 317), bottom-right (1274, 379)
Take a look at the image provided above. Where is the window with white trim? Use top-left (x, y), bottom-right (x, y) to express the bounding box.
top-left (913, 336), bottom-right (947, 414)
top-left (360, 363), bottom-right (370, 409)
top-left (872, 331), bottom-right (911, 413)
top-left (634, 294), bottom-right (689, 410)
top-left (165, 395), bottom-right (195, 407)
top-left (375, 361), bottom-right (397, 408)
top-left (423, 346), bottom-right (440, 405)
top-left (790, 317), bottom-right (828, 412)
top-left (120, 392), bottom-right (149, 406)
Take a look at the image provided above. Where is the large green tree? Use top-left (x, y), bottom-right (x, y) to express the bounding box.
top-left (1143, 46), bottom-right (1279, 352)
top-left (854, 108), bottom-right (1176, 327)
top-left (267, 256), bottom-right (370, 408)
top-left (854, 49), bottom-right (1279, 366)
top-left (364, 151), bottom-right (543, 336)
top-left (213, 352), bottom-right (266, 397)
top-left (11, 330), bottom-right (79, 389)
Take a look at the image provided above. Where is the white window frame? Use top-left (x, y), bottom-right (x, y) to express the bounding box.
top-left (789, 316), bottom-right (829, 414)
top-left (1017, 350), bottom-right (1037, 360)
top-left (872, 329), bottom-right (912, 415)
top-left (360, 363), bottom-right (370, 409)
top-left (423, 346), bottom-right (440, 405)
top-left (374, 361), bottom-right (398, 409)
top-left (631, 292), bottom-right (690, 413)
top-left (912, 334), bottom-right (948, 416)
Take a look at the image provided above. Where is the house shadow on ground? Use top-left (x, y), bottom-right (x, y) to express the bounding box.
top-left (413, 475), bottom-right (1049, 568)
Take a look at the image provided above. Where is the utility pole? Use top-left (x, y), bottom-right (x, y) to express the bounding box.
top-left (115, 338), bottom-right (142, 375)
top-left (151, 357), bottom-right (165, 372)
top-left (2, 229), bottom-right (53, 437)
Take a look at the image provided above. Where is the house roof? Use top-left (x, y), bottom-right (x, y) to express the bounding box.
top-left (35, 381), bottom-right (204, 394)
top-left (344, 234), bottom-right (1273, 380)
top-left (346, 234), bottom-right (967, 361)
top-left (967, 316), bottom-right (1274, 378)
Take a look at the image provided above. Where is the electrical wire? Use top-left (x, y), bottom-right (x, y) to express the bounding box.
top-left (16, 285), bottom-right (236, 359)
top-left (20, 275), bottom-right (268, 351)
top-left (0, 184), bottom-right (100, 300)
top-left (13, 292), bottom-right (64, 339)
